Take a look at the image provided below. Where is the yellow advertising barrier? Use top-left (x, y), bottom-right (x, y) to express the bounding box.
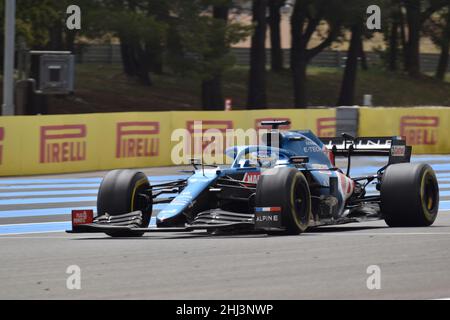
top-left (168, 109), bottom-right (336, 164)
top-left (97, 112), bottom-right (172, 170)
top-left (0, 116), bottom-right (24, 175)
top-left (0, 109), bottom-right (335, 176)
top-left (2, 107), bottom-right (448, 176)
top-left (359, 107), bottom-right (450, 154)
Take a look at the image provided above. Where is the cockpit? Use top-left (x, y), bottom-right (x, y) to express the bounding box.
top-left (228, 146), bottom-right (294, 169)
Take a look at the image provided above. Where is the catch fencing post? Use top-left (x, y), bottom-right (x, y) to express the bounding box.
top-left (2, 0), bottom-right (16, 116)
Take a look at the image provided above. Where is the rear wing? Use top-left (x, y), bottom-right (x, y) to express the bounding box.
top-left (320, 136), bottom-right (412, 165)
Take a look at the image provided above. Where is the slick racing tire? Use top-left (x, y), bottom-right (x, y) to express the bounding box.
top-left (97, 170), bottom-right (153, 237)
top-left (381, 163), bottom-right (439, 227)
top-left (255, 168), bottom-right (311, 235)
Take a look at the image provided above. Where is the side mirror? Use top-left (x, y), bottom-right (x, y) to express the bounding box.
top-left (190, 158), bottom-right (202, 165)
top-left (190, 158), bottom-right (202, 169)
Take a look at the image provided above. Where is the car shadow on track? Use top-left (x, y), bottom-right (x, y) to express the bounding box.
top-left (70, 225), bottom-right (389, 240)
top-left (72, 232), bottom-right (268, 241)
top-left (306, 226), bottom-right (387, 233)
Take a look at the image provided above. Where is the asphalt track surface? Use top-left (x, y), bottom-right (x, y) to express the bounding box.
top-left (0, 156), bottom-right (450, 299)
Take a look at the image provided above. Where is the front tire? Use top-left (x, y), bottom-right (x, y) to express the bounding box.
top-left (255, 168), bottom-right (311, 235)
top-left (381, 163), bottom-right (439, 227)
top-left (97, 170), bottom-right (153, 237)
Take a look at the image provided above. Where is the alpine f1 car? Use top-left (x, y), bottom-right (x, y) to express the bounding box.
top-left (68, 121), bottom-right (440, 237)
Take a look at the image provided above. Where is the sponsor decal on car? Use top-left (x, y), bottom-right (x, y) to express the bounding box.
top-left (243, 172), bottom-right (261, 184)
top-left (116, 122), bottom-right (159, 158)
top-left (322, 146), bottom-right (335, 165)
top-left (40, 125), bottom-right (87, 163)
top-left (391, 145), bottom-right (406, 157)
top-left (400, 116), bottom-right (439, 146)
top-left (255, 213), bottom-right (280, 223)
top-left (72, 210), bottom-right (94, 226)
top-left (255, 207), bottom-right (282, 212)
top-left (255, 207), bottom-right (282, 228)
top-left (311, 163), bottom-right (330, 170)
top-left (336, 172), bottom-right (355, 200)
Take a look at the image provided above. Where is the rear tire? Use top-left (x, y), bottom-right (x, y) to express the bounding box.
top-left (97, 170), bottom-right (153, 237)
top-left (381, 163), bottom-right (439, 227)
top-left (255, 168), bottom-right (311, 235)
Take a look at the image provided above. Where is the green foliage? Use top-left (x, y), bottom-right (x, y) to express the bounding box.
top-left (0, 0), bottom-right (97, 48)
top-left (83, 0), bottom-right (167, 42)
top-left (166, 0), bottom-right (252, 80)
top-left (0, 0), bottom-right (447, 105)
top-left (0, 0), bottom-right (55, 47)
top-left (423, 4), bottom-right (450, 48)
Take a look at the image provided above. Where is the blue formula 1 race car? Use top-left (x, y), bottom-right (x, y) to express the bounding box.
top-left (68, 121), bottom-right (440, 237)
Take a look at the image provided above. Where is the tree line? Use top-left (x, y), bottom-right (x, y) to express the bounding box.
top-left (1, 0), bottom-right (449, 109)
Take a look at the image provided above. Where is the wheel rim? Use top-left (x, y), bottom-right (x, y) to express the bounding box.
top-left (293, 179), bottom-right (309, 226)
top-left (131, 179), bottom-right (152, 227)
top-left (422, 172), bottom-right (438, 213)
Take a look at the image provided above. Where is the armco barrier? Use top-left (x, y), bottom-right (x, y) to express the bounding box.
top-left (0, 109), bottom-right (336, 177)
